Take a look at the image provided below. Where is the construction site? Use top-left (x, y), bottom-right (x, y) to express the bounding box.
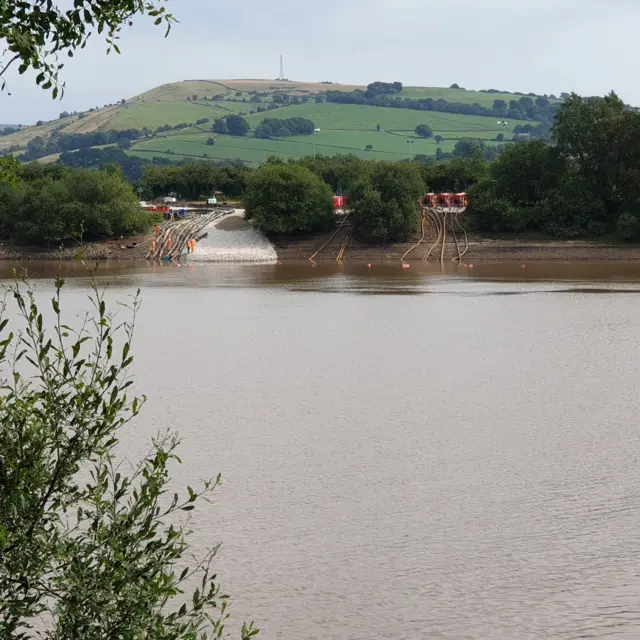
top-left (270, 193), bottom-right (471, 265)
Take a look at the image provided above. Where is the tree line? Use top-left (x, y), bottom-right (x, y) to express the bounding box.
top-left (468, 92), bottom-right (640, 238)
top-left (20, 128), bottom-right (148, 161)
top-left (0, 156), bottom-right (159, 245)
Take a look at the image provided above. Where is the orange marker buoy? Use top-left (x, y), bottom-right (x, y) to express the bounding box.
top-left (469, 264), bottom-right (474, 268)
top-left (402, 263), bottom-right (410, 269)
top-left (367, 263), bottom-right (372, 268)
top-left (521, 264), bottom-right (526, 268)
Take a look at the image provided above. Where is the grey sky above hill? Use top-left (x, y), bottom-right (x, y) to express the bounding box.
top-left (1, 0), bottom-right (637, 124)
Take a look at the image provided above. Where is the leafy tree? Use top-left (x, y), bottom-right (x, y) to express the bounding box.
top-left (254, 117), bottom-right (315, 139)
top-left (519, 96), bottom-right (535, 110)
top-left (420, 157), bottom-right (487, 192)
top-left (0, 154), bottom-right (21, 184)
top-left (453, 138), bottom-right (485, 160)
top-left (295, 154), bottom-right (369, 193)
top-left (0, 274), bottom-right (258, 640)
top-left (376, 124), bottom-right (381, 131)
top-left (434, 135), bottom-right (444, 144)
top-left (57, 146), bottom-right (157, 182)
top-left (0, 0), bottom-right (174, 96)
top-left (491, 139), bottom-right (564, 207)
top-left (496, 133), bottom-right (504, 142)
top-left (117, 137), bottom-right (132, 150)
top-left (224, 115), bottom-right (250, 137)
top-left (207, 137), bottom-right (215, 145)
top-left (349, 162), bottom-right (424, 242)
top-left (245, 164), bottom-right (334, 234)
top-left (365, 144), bottom-right (373, 151)
top-left (492, 99), bottom-right (508, 116)
top-left (0, 167), bottom-right (159, 244)
top-left (414, 124), bottom-right (434, 138)
top-left (212, 118), bottom-right (227, 134)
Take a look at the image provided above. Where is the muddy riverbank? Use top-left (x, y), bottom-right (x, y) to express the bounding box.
top-left (271, 232), bottom-right (640, 262)
top-left (4, 228), bottom-right (640, 263)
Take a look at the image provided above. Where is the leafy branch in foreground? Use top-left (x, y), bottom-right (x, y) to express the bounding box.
top-left (0, 0), bottom-right (176, 96)
top-left (0, 269), bottom-right (257, 639)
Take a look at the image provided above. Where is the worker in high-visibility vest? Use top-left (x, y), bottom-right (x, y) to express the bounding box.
top-left (155, 224), bottom-right (161, 236)
top-left (166, 237), bottom-right (172, 250)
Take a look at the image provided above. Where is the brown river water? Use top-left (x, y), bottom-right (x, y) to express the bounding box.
top-left (4, 260), bottom-right (640, 639)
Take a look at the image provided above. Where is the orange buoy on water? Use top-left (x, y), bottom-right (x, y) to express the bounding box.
top-left (367, 263), bottom-right (372, 268)
top-left (521, 264), bottom-right (526, 268)
top-left (402, 263), bottom-right (410, 269)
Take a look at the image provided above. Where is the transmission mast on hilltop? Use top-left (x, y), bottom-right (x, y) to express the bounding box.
top-left (277, 55), bottom-right (287, 81)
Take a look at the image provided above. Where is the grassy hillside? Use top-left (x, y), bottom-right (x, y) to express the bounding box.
top-left (106, 101), bottom-right (249, 130)
top-left (131, 132), bottom-right (459, 165)
top-left (399, 86), bottom-right (537, 106)
top-left (128, 102), bottom-right (511, 164)
top-left (1, 78), bottom-right (551, 163)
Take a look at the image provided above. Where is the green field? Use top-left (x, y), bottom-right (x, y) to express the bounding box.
top-left (129, 124), bottom-right (503, 165)
top-left (244, 103), bottom-right (507, 133)
top-left (107, 100), bottom-right (250, 130)
top-left (398, 86), bottom-right (554, 106)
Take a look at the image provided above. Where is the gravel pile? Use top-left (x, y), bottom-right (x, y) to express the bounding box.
top-left (188, 213), bottom-right (277, 263)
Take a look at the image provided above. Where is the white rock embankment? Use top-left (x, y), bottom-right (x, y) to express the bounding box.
top-left (188, 210), bottom-right (277, 263)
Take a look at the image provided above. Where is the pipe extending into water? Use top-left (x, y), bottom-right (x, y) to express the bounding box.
top-left (309, 211), bottom-right (352, 264)
top-left (423, 209), bottom-right (442, 262)
top-left (337, 224), bottom-right (355, 263)
top-left (401, 210), bottom-right (427, 262)
top-left (440, 211), bottom-right (448, 266)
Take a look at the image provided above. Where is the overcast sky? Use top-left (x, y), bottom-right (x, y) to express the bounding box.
top-left (1, 0), bottom-right (638, 124)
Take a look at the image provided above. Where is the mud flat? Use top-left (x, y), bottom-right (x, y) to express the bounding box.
top-left (271, 232), bottom-right (640, 262)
